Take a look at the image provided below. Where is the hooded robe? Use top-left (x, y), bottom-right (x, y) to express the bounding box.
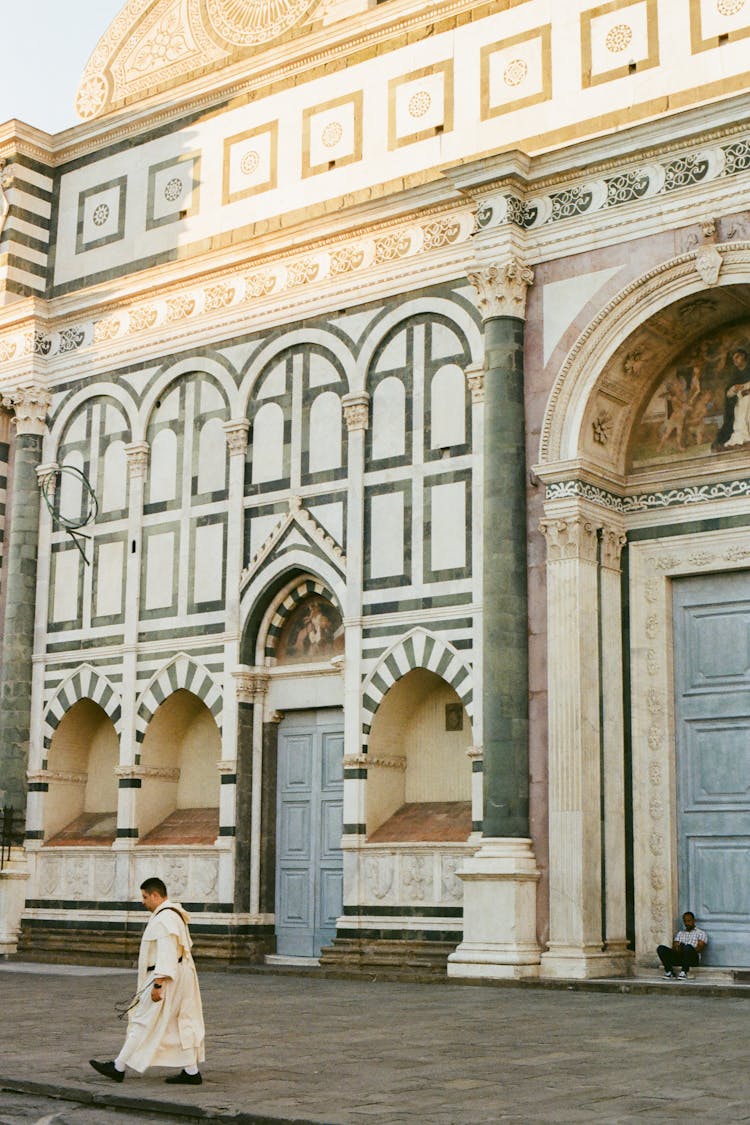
top-left (119, 900), bottom-right (205, 1073)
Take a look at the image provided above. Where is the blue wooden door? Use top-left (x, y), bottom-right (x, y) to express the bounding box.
top-left (276, 710), bottom-right (343, 957)
top-left (673, 571), bottom-right (750, 966)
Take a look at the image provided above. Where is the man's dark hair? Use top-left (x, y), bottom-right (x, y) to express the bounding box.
top-left (140, 877), bottom-right (167, 897)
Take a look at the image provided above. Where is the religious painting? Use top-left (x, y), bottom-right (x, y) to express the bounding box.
top-left (630, 324), bottom-right (750, 468)
top-left (276, 594), bottom-right (344, 664)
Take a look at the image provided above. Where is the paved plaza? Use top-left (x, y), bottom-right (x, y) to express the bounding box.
top-left (1, 962), bottom-right (750, 1123)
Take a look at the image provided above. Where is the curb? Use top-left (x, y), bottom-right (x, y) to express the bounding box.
top-left (0, 1076), bottom-right (336, 1125)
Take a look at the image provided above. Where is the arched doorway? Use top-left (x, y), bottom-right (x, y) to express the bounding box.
top-left (538, 268), bottom-right (750, 976)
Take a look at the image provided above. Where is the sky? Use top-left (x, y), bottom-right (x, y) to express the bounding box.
top-left (2, 1), bottom-right (125, 134)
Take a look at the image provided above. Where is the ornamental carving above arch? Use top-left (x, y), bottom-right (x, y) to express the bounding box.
top-left (77, 0), bottom-right (326, 119)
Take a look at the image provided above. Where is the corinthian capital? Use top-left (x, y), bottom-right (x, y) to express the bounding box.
top-left (223, 419), bottom-right (250, 456)
top-left (233, 666), bottom-right (270, 703)
top-left (540, 516), bottom-right (598, 564)
top-left (125, 441), bottom-right (150, 479)
top-left (467, 258), bottom-right (534, 321)
top-left (2, 383), bottom-right (51, 435)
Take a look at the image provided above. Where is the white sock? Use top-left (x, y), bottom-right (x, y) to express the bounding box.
top-left (184, 1065), bottom-right (199, 1075)
top-left (113, 1057), bottom-right (126, 1072)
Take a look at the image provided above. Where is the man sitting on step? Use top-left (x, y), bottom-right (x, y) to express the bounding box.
top-left (657, 912), bottom-right (708, 980)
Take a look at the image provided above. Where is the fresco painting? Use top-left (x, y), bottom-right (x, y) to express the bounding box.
top-left (276, 595), bottom-right (345, 665)
top-left (630, 326), bottom-right (750, 467)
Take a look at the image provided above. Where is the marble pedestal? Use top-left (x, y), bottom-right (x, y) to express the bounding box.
top-left (0, 848), bottom-right (29, 955)
top-left (447, 837), bottom-right (541, 980)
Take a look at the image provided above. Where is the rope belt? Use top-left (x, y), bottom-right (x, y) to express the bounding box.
top-left (147, 956), bottom-right (183, 970)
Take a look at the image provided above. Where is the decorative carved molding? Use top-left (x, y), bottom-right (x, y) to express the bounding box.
top-left (540, 516), bottom-right (599, 563)
top-left (342, 754), bottom-right (406, 771)
top-left (115, 765), bottom-right (181, 781)
top-left (223, 419), bottom-right (250, 456)
top-left (465, 364), bottom-right (485, 404)
top-left (467, 258), bottom-right (534, 321)
top-left (241, 493), bottom-right (346, 588)
top-left (124, 441), bottom-right (150, 479)
top-left (466, 746), bottom-right (483, 762)
top-left (217, 759), bottom-right (238, 774)
top-left (342, 392), bottom-right (370, 432)
top-left (28, 769), bottom-right (87, 785)
top-left (2, 384), bottom-right (52, 436)
top-left (694, 223), bottom-right (723, 287)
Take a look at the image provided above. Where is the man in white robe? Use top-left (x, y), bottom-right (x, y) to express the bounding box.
top-left (90, 876), bottom-right (205, 1085)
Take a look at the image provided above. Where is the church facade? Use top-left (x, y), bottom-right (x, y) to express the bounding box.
top-left (1, 0), bottom-right (750, 979)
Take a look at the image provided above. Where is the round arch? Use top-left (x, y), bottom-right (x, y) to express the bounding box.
top-left (138, 356), bottom-right (240, 439)
top-left (538, 243), bottom-right (750, 470)
top-left (45, 386), bottom-right (137, 459)
top-left (239, 329), bottom-right (356, 413)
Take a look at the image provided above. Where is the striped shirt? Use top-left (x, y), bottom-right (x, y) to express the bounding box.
top-left (675, 926), bottom-right (707, 949)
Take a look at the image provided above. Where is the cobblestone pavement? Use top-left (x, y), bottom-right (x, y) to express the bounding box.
top-left (2, 962), bottom-right (750, 1124)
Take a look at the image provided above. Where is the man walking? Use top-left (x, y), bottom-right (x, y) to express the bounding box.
top-left (90, 876), bottom-right (205, 1084)
top-left (656, 911), bottom-right (708, 980)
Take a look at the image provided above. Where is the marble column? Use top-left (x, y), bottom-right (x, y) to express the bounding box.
top-left (539, 506), bottom-right (631, 978)
top-left (448, 260), bottom-right (541, 980)
top-left (0, 384), bottom-right (51, 818)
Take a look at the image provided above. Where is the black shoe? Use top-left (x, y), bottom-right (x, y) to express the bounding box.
top-left (89, 1059), bottom-right (124, 1082)
top-left (165, 1069), bottom-right (203, 1085)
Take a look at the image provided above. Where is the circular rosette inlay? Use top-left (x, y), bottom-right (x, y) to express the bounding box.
top-left (164, 177), bottom-right (184, 203)
top-left (503, 58), bottom-right (528, 87)
top-left (205, 0), bottom-right (322, 47)
top-left (92, 203), bottom-right (111, 227)
top-left (408, 90), bottom-right (432, 118)
top-left (717, 0), bottom-right (744, 15)
top-left (321, 121), bottom-right (343, 148)
top-left (605, 23), bottom-right (633, 53)
top-left (240, 149), bottom-right (260, 175)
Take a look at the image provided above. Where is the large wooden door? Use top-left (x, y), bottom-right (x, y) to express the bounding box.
top-left (275, 710), bottom-right (343, 957)
top-left (673, 571), bottom-right (750, 966)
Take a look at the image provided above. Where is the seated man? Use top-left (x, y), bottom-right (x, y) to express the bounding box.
top-left (657, 911), bottom-right (707, 979)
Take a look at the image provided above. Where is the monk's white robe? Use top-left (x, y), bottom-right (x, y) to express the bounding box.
top-left (119, 901), bottom-right (205, 1073)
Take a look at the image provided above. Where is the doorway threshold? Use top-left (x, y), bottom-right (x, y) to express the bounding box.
top-left (265, 954), bottom-right (321, 967)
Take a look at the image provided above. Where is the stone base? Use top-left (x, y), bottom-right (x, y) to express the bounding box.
top-left (541, 946), bottom-right (635, 980)
top-left (447, 837), bottom-right (541, 981)
top-left (17, 917), bottom-right (274, 966)
top-left (0, 850), bottom-right (30, 956)
top-left (320, 937), bottom-right (458, 978)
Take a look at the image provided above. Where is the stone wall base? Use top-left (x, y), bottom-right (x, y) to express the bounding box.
top-left (17, 919), bottom-right (275, 966)
top-left (0, 850), bottom-right (30, 956)
top-left (320, 936), bottom-right (458, 977)
top-left (541, 947), bottom-right (635, 980)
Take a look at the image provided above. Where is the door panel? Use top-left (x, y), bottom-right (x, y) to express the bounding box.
top-left (276, 712), bottom-right (343, 957)
top-left (673, 571), bottom-right (750, 966)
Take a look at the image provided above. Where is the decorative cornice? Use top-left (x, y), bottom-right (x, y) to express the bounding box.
top-left (2, 384), bottom-right (51, 436)
top-left (467, 258), bottom-right (534, 321)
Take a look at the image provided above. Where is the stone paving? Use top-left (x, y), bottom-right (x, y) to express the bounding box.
top-left (2, 962), bottom-right (750, 1124)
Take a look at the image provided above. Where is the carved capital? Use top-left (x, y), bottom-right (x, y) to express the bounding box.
top-left (467, 258), bottom-right (534, 321)
top-left (466, 746), bottom-right (484, 762)
top-left (218, 759), bottom-right (238, 775)
top-left (2, 384), bottom-right (51, 436)
top-left (342, 392), bottom-right (370, 432)
top-left (540, 516), bottom-right (599, 563)
top-left (223, 419), bottom-right (250, 456)
top-left (36, 462), bottom-right (59, 495)
top-left (124, 441), bottom-right (150, 479)
top-left (600, 525), bottom-right (628, 572)
top-left (233, 666), bottom-right (269, 703)
top-left (465, 364), bottom-right (485, 403)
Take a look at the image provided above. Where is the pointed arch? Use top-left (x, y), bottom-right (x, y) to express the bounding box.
top-left (43, 665), bottom-right (122, 752)
top-left (135, 654), bottom-right (223, 744)
top-left (361, 629), bottom-right (474, 751)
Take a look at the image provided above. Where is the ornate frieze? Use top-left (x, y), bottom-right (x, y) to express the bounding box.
top-left (115, 766), bottom-right (181, 781)
top-left (545, 476), bottom-right (750, 513)
top-left (467, 258), bottom-right (534, 321)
